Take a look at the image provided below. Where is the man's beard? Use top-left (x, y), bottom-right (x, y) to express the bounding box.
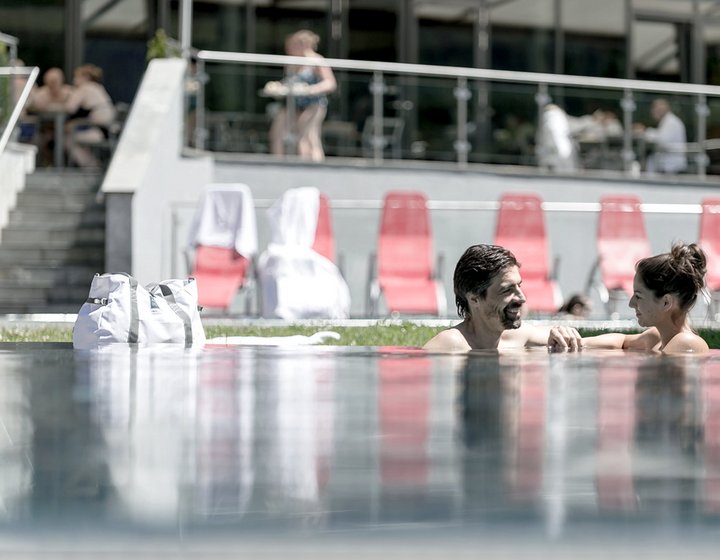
top-left (500, 303), bottom-right (523, 329)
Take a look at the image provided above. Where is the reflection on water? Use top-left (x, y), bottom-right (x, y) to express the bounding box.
top-left (1, 345), bottom-right (720, 545)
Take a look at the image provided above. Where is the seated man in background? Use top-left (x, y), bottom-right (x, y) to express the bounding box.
top-left (29, 67), bottom-right (73, 112)
top-left (27, 67), bottom-right (74, 166)
top-left (423, 244), bottom-right (582, 352)
top-left (634, 98), bottom-right (687, 174)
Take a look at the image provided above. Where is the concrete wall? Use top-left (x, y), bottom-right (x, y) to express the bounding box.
top-left (101, 58), bottom-right (213, 283)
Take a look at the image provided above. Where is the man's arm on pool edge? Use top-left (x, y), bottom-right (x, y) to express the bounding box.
top-left (523, 324), bottom-right (582, 351)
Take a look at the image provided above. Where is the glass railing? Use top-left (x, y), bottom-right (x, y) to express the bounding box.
top-left (0, 65), bottom-right (40, 158)
top-left (192, 50), bottom-right (720, 179)
top-left (0, 31), bottom-right (39, 160)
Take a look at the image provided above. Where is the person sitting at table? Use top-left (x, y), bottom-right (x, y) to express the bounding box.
top-left (27, 67), bottom-right (74, 166)
top-left (29, 67), bottom-right (73, 112)
top-left (64, 63), bottom-right (116, 168)
top-left (633, 98), bottom-right (687, 175)
top-left (267, 29), bottom-right (337, 162)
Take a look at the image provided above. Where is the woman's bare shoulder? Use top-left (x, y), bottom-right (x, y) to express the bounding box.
top-left (662, 331), bottom-right (709, 354)
top-left (423, 326), bottom-right (470, 353)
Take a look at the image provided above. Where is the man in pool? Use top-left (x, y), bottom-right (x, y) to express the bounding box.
top-left (423, 244), bottom-right (582, 352)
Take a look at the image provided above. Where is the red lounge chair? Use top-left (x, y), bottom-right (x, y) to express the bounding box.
top-left (494, 193), bottom-right (561, 314)
top-left (699, 198), bottom-right (720, 318)
top-left (259, 187), bottom-right (350, 319)
top-left (588, 195), bottom-right (651, 317)
top-left (367, 191), bottom-right (445, 316)
top-left (187, 184), bottom-right (258, 313)
top-left (192, 246), bottom-right (250, 310)
top-left (312, 193), bottom-right (335, 263)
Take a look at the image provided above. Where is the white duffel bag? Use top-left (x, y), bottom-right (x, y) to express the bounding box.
top-left (73, 272), bottom-right (206, 349)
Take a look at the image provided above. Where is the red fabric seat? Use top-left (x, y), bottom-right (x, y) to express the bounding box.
top-left (373, 191), bottom-right (443, 315)
top-left (192, 246), bottom-right (249, 309)
top-left (597, 195), bottom-right (651, 296)
top-left (312, 193), bottom-right (335, 263)
top-left (494, 193), bottom-right (560, 313)
top-left (699, 198), bottom-right (720, 291)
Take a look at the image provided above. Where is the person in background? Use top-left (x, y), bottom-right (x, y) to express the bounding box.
top-left (29, 67), bottom-right (72, 112)
top-left (536, 103), bottom-right (578, 172)
top-left (582, 243), bottom-right (708, 353)
top-left (267, 29), bottom-right (336, 162)
top-left (423, 244), bottom-right (583, 352)
top-left (557, 294), bottom-right (593, 319)
top-left (634, 98), bottom-right (687, 174)
top-left (27, 67), bottom-right (73, 166)
top-left (64, 63), bottom-right (115, 168)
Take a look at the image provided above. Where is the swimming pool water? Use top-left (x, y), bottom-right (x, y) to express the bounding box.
top-left (0, 343), bottom-right (719, 558)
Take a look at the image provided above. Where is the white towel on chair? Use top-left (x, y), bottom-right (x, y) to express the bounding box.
top-left (267, 186), bottom-right (319, 247)
top-left (259, 245), bottom-right (350, 320)
top-left (187, 183), bottom-right (258, 258)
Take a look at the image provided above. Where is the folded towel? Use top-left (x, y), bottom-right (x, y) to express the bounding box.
top-left (206, 331), bottom-right (341, 346)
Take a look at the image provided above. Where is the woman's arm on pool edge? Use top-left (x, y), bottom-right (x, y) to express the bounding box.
top-left (582, 328), bottom-right (661, 351)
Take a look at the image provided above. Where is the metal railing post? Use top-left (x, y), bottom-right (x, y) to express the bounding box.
top-left (696, 93), bottom-right (709, 178)
top-left (535, 83), bottom-right (551, 168)
top-left (370, 71), bottom-right (386, 163)
top-left (180, 0), bottom-right (193, 62)
top-left (194, 58), bottom-right (207, 150)
top-left (621, 90), bottom-right (636, 174)
top-left (454, 77), bottom-right (471, 168)
top-left (284, 88), bottom-right (297, 156)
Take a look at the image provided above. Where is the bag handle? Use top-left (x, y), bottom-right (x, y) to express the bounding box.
top-left (157, 283), bottom-right (193, 346)
top-left (127, 275), bottom-right (140, 344)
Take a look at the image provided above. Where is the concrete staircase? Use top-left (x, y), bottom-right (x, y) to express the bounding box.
top-left (0, 170), bottom-right (105, 314)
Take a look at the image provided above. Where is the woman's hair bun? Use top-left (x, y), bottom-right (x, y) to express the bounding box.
top-left (669, 242), bottom-right (707, 289)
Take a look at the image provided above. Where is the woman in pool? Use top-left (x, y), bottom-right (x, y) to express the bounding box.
top-left (583, 242), bottom-right (708, 353)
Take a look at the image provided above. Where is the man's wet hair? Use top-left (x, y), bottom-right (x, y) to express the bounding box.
top-left (454, 244), bottom-right (519, 318)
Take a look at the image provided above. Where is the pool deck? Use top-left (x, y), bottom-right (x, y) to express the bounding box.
top-left (0, 313), bottom-right (659, 332)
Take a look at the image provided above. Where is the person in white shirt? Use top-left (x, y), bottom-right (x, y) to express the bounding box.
top-left (636, 98), bottom-right (687, 174)
top-left (536, 103), bottom-right (578, 172)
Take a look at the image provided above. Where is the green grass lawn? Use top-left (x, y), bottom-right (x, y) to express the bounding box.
top-left (2, 323), bottom-right (720, 348)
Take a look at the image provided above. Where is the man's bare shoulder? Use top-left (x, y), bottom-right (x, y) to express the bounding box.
top-left (423, 326), bottom-right (471, 353)
top-left (499, 323), bottom-right (537, 348)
